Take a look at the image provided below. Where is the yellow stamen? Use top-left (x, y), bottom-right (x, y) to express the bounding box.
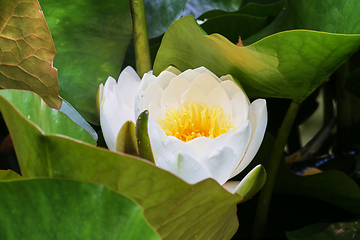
top-left (158, 103), bottom-right (236, 142)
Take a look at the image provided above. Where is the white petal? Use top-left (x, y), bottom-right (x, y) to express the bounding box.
top-left (230, 99), bottom-right (267, 177)
top-left (193, 67), bottom-right (221, 82)
top-left (156, 151), bottom-right (210, 184)
top-left (222, 181), bottom-right (240, 193)
top-left (117, 66), bottom-right (141, 98)
top-left (198, 146), bottom-right (238, 185)
top-left (186, 136), bottom-right (212, 153)
top-left (160, 76), bottom-right (190, 113)
top-left (155, 71), bottom-right (177, 89)
top-left (206, 87), bottom-right (232, 116)
top-left (180, 85), bottom-right (211, 107)
top-left (103, 76), bottom-right (117, 97)
top-left (230, 92), bottom-right (250, 126)
top-left (220, 79), bottom-right (242, 99)
top-left (231, 113), bottom-right (245, 129)
top-left (178, 69), bottom-right (201, 82)
top-left (148, 103), bottom-right (163, 122)
top-left (200, 120), bottom-right (251, 161)
top-left (189, 72), bottom-right (221, 94)
top-left (135, 72), bottom-right (157, 117)
top-left (138, 82), bottom-right (163, 114)
top-left (100, 96), bottom-right (134, 151)
top-left (100, 71), bottom-right (139, 151)
top-left (137, 72), bottom-right (157, 93)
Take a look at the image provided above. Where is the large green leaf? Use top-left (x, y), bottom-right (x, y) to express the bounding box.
top-left (183, 0), bottom-right (242, 18)
top-left (200, 15), bottom-right (268, 44)
top-left (198, 2), bottom-right (284, 20)
top-left (0, 89), bottom-right (243, 240)
top-left (145, 0), bottom-right (187, 38)
top-left (0, 0), bottom-right (61, 109)
top-left (0, 90), bottom-right (95, 145)
top-left (197, 2), bottom-right (284, 44)
top-left (0, 170), bottom-right (22, 181)
top-left (0, 90), bottom-right (96, 178)
top-left (0, 178), bottom-right (159, 240)
top-left (153, 16), bottom-right (360, 103)
top-left (286, 220), bottom-right (360, 240)
top-left (39, 0), bottom-right (133, 125)
top-left (246, 0), bottom-right (360, 44)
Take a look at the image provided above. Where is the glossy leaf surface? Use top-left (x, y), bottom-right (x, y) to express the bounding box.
top-left (60, 98), bottom-right (98, 142)
top-left (198, 2), bottom-right (284, 20)
top-left (183, 0), bottom-right (242, 18)
top-left (246, 0), bottom-right (360, 44)
top-left (154, 16), bottom-right (360, 103)
top-left (0, 170), bottom-right (22, 181)
top-left (39, 0), bottom-right (133, 124)
top-left (200, 15), bottom-right (268, 44)
top-left (0, 90), bottom-right (96, 178)
top-left (0, 0), bottom-right (61, 109)
top-left (198, 2), bottom-right (284, 44)
top-left (0, 89), bottom-right (243, 240)
top-left (145, 0), bottom-right (187, 38)
top-left (0, 178), bottom-right (159, 240)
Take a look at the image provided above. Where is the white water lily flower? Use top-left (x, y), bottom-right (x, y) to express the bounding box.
top-left (99, 66), bottom-right (267, 193)
top-left (98, 66), bottom-right (141, 151)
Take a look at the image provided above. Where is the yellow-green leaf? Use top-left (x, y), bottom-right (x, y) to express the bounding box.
top-left (0, 0), bottom-right (61, 109)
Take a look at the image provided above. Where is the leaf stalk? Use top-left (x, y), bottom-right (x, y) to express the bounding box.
top-left (252, 100), bottom-right (301, 239)
top-left (130, 0), bottom-right (151, 77)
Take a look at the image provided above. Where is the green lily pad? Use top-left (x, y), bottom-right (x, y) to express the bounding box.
top-left (0, 0), bottom-right (61, 109)
top-left (246, 0), bottom-right (360, 44)
top-left (200, 15), bottom-right (268, 44)
top-left (197, 2), bottom-right (285, 44)
top-left (0, 89), bottom-right (243, 240)
top-left (286, 220), bottom-right (360, 240)
top-left (145, 0), bottom-right (187, 38)
top-left (154, 15), bottom-right (360, 103)
top-left (0, 90), bottom-right (95, 145)
top-left (198, 2), bottom-right (284, 20)
top-left (39, 0), bottom-right (133, 125)
top-left (0, 170), bottom-right (22, 181)
top-left (0, 90), bottom-right (96, 177)
top-left (183, 0), bottom-right (242, 18)
top-left (0, 178), bottom-right (159, 240)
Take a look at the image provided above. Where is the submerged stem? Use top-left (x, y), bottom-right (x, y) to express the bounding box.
top-left (130, 0), bottom-right (151, 77)
top-left (335, 61), bottom-right (352, 152)
top-left (252, 100), bottom-right (301, 239)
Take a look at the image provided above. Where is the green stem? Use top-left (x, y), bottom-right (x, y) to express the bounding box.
top-left (323, 79), bottom-right (334, 126)
top-left (335, 61), bottom-right (352, 152)
top-left (252, 100), bottom-right (301, 240)
top-left (130, 0), bottom-right (151, 77)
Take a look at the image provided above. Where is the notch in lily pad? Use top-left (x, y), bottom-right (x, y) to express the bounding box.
top-left (136, 110), bottom-right (155, 163)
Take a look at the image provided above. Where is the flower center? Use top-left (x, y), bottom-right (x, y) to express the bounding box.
top-left (158, 103), bottom-right (236, 142)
